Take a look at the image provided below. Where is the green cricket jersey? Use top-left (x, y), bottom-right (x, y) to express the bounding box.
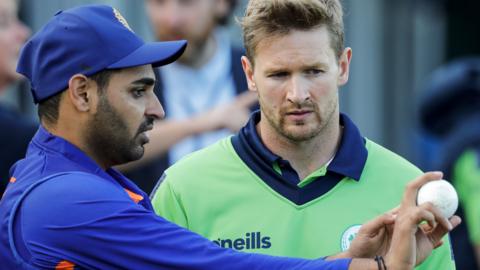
top-left (152, 112), bottom-right (455, 269)
top-left (453, 149), bottom-right (480, 244)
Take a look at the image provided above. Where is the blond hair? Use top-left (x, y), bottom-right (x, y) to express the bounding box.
top-left (241, 0), bottom-right (344, 64)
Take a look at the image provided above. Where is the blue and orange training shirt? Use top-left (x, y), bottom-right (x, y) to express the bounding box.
top-left (0, 126), bottom-right (350, 270)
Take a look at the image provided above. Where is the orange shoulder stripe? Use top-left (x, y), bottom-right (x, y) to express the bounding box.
top-left (56, 260), bottom-right (75, 270)
top-left (9, 177), bottom-right (16, 183)
top-left (124, 188), bottom-right (144, 204)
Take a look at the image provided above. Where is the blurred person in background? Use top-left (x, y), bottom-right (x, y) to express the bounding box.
top-left (121, 0), bottom-right (257, 192)
top-left (0, 0), bottom-right (36, 196)
top-left (419, 57), bottom-right (480, 270)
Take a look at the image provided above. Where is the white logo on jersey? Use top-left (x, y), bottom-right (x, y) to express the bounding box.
top-left (340, 224), bottom-right (362, 251)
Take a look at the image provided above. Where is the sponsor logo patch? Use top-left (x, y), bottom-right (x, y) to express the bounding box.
top-left (341, 224), bottom-right (362, 251)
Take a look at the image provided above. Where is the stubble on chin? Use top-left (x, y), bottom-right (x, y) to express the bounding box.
top-left (272, 105), bottom-right (323, 142)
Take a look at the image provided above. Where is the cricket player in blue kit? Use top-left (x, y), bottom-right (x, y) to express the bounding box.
top-left (0, 4), bottom-right (459, 270)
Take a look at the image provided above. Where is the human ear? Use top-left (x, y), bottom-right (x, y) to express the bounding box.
top-left (241, 56), bottom-right (257, 92)
top-left (338, 47), bottom-right (352, 86)
top-left (67, 74), bottom-right (94, 112)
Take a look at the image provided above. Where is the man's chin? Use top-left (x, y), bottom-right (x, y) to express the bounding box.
top-left (133, 145), bottom-right (146, 160)
top-left (120, 145), bottom-right (145, 164)
top-left (281, 127), bottom-right (320, 142)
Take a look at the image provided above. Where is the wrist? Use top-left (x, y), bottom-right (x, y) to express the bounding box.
top-left (348, 258), bottom-right (388, 270)
top-left (383, 255), bottom-right (406, 270)
top-left (375, 256), bottom-right (388, 270)
top-left (325, 250), bottom-right (351, 260)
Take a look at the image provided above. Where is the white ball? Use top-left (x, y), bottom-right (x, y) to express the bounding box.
top-left (416, 179), bottom-right (458, 218)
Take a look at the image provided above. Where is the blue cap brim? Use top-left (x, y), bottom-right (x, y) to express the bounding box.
top-left (108, 40), bottom-right (187, 69)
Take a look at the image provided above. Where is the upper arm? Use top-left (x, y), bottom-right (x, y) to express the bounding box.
top-left (13, 173), bottom-right (352, 270)
top-left (14, 173), bottom-right (182, 269)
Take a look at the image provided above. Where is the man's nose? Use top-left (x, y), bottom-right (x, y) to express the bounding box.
top-left (286, 76), bottom-right (311, 104)
top-left (146, 94), bottom-right (165, 120)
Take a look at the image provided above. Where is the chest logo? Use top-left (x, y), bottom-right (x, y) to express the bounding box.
top-left (212, 232), bottom-right (271, 251)
top-left (340, 224), bottom-right (362, 251)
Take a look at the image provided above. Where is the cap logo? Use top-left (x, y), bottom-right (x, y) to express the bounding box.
top-left (113, 8), bottom-right (133, 32)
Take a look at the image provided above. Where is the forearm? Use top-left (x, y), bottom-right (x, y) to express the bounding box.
top-left (324, 251), bottom-right (351, 260)
top-left (29, 204), bottom-right (353, 270)
top-left (143, 117), bottom-right (214, 158)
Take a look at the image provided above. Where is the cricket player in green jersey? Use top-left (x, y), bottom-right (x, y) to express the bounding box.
top-left (453, 149), bottom-right (480, 264)
top-left (418, 57), bottom-right (480, 269)
top-left (152, 0), bottom-right (457, 269)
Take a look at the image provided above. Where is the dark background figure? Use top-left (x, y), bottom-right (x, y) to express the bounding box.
top-left (419, 58), bottom-right (480, 270)
top-left (0, 0), bottom-right (36, 196)
top-left (120, 0), bottom-right (257, 193)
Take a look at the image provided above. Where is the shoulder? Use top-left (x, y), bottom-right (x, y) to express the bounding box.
top-left (166, 137), bottom-right (235, 174)
top-left (162, 137), bottom-right (240, 187)
top-left (363, 139), bottom-right (422, 183)
top-left (365, 139), bottom-right (421, 171)
top-left (30, 172), bottom-right (116, 195)
top-left (17, 172), bottom-right (137, 229)
top-left (20, 172), bottom-right (130, 213)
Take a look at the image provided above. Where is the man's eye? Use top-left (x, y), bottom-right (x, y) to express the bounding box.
top-left (268, 72), bottom-right (288, 78)
top-left (305, 69), bottom-right (324, 75)
top-left (132, 89), bottom-right (146, 98)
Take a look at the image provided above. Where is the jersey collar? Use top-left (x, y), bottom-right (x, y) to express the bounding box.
top-left (231, 111), bottom-right (367, 205)
top-left (30, 126), bottom-right (104, 174)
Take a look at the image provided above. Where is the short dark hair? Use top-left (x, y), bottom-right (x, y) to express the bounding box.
top-left (37, 91), bottom-right (64, 126)
top-left (37, 69), bottom-right (117, 126)
top-left (241, 0), bottom-right (344, 65)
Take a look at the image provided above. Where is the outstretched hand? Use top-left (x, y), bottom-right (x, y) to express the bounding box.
top-left (387, 172), bottom-right (461, 267)
top-left (385, 172), bottom-right (461, 269)
top-left (346, 172), bottom-right (461, 270)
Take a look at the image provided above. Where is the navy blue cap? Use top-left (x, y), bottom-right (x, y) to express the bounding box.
top-left (419, 58), bottom-right (480, 136)
top-left (16, 4), bottom-right (187, 103)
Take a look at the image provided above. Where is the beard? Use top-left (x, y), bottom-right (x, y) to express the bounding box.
top-left (85, 95), bottom-right (154, 167)
top-left (261, 98), bottom-right (338, 143)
